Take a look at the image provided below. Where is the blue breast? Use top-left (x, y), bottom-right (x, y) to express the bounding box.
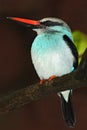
top-left (31, 32), bottom-right (64, 55)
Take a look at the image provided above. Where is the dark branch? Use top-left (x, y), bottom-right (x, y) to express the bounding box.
top-left (0, 49), bottom-right (87, 114)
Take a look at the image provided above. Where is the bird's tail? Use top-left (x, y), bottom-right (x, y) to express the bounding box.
top-left (59, 90), bottom-right (75, 128)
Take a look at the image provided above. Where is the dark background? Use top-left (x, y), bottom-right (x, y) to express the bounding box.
top-left (0, 0), bottom-right (87, 130)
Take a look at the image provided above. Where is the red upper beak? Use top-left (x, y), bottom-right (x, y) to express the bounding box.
top-left (7, 17), bottom-right (40, 26)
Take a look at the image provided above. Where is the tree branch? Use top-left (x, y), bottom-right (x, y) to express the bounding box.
top-left (0, 49), bottom-right (87, 115)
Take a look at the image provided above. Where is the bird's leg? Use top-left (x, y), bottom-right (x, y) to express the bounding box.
top-left (40, 75), bottom-right (57, 85)
top-left (48, 75), bottom-right (57, 81)
top-left (40, 79), bottom-right (45, 85)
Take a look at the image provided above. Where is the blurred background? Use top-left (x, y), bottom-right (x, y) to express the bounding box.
top-left (0, 0), bottom-right (87, 130)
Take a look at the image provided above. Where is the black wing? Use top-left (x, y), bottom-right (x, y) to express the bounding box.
top-left (63, 35), bottom-right (78, 69)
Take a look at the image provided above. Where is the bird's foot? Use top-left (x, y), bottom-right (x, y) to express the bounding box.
top-left (40, 79), bottom-right (45, 85)
top-left (48, 75), bottom-right (57, 81)
top-left (40, 75), bottom-right (56, 85)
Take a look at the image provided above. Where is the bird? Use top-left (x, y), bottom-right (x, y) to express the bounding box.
top-left (7, 17), bottom-right (78, 127)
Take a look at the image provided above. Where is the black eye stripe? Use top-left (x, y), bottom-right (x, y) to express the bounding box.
top-left (40, 20), bottom-right (63, 26)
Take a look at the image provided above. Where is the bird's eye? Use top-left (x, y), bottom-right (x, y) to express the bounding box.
top-left (40, 20), bottom-right (63, 26)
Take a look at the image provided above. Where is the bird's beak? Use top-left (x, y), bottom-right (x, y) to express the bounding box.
top-left (7, 17), bottom-right (41, 28)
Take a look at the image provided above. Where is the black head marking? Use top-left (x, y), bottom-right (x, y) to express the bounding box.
top-left (40, 20), bottom-right (64, 27)
top-left (63, 35), bottom-right (78, 69)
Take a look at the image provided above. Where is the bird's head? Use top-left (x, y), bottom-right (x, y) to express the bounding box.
top-left (7, 17), bottom-right (73, 40)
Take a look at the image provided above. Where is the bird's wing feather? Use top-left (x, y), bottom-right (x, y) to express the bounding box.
top-left (63, 35), bottom-right (78, 69)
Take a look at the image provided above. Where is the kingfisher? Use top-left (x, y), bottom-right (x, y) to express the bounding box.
top-left (7, 17), bottom-right (78, 127)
